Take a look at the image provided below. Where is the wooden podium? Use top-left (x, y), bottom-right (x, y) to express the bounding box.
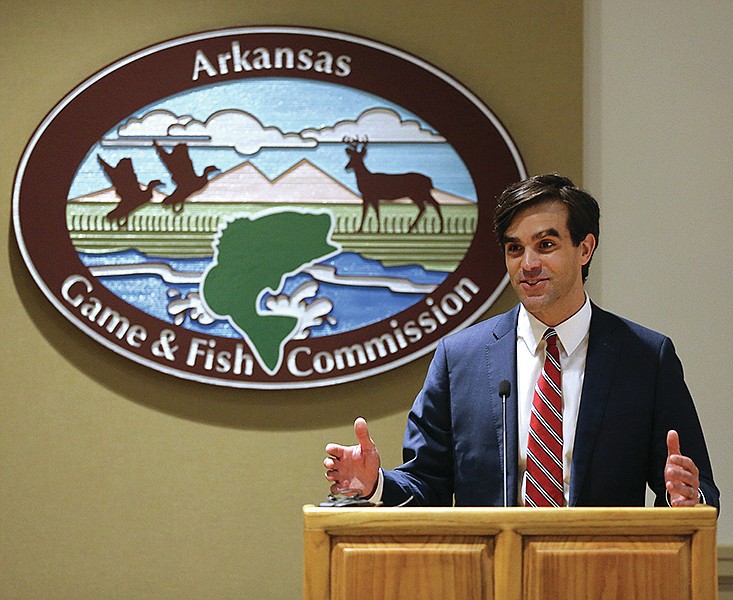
top-left (303, 505), bottom-right (717, 600)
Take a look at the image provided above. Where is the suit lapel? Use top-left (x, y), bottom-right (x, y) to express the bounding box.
top-left (569, 305), bottom-right (622, 506)
top-left (485, 306), bottom-right (520, 506)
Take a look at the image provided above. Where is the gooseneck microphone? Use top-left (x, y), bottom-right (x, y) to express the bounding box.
top-left (499, 380), bottom-right (512, 507)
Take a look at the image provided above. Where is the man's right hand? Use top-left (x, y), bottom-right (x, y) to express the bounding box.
top-left (324, 417), bottom-right (381, 497)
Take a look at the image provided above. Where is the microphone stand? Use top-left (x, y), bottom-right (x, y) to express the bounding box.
top-left (499, 380), bottom-right (511, 507)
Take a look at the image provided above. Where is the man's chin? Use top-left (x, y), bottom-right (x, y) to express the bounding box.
top-left (516, 294), bottom-right (552, 316)
top-left (515, 284), bottom-right (548, 301)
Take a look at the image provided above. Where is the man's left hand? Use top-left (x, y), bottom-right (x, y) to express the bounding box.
top-left (665, 429), bottom-right (701, 506)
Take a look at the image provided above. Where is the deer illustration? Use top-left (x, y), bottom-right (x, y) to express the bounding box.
top-left (344, 137), bottom-right (443, 233)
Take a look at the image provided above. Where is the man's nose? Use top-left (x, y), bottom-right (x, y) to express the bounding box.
top-left (521, 249), bottom-right (541, 270)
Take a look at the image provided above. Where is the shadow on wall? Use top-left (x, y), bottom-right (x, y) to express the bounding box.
top-left (7, 225), bottom-right (446, 432)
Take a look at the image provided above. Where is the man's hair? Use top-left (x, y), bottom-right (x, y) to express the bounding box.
top-left (493, 173), bottom-right (600, 281)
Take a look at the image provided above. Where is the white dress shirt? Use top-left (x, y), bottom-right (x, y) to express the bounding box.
top-left (517, 296), bottom-right (592, 505)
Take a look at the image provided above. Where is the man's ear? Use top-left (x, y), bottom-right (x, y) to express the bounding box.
top-left (579, 233), bottom-right (597, 266)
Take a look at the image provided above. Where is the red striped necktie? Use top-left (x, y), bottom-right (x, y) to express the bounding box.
top-left (525, 328), bottom-right (564, 507)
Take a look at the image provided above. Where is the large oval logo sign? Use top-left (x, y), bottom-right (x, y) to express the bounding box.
top-left (13, 27), bottom-right (525, 388)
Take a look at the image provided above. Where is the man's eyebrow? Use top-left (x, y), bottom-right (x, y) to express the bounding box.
top-left (502, 228), bottom-right (561, 244)
top-left (533, 228), bottom-right (561, 239)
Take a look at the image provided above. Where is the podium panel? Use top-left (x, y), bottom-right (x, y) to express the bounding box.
top-left (331, 536), bottom-right (493, 600)
top-left (523, 537), bottom-right (691, 600)
top-left (303, 506), bottom-right (717, 600)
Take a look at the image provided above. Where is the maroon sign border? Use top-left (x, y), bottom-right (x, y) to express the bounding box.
top-left (13, 26), bottom-right (525, 388)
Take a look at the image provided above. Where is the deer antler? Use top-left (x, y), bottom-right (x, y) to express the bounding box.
top-left (343, 135), bottom-right (369, 151)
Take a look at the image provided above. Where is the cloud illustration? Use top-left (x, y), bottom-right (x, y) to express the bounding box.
top-left (114, 109), bottom-right (316, 154)
top-left (110, 106), bottom-right (443, 153)
top-left (117, 110), bottom-right (194, 138)
top-left (300, 107), bottom-right (445, 143)
top-left (168, 109), bottom-right (317, 154)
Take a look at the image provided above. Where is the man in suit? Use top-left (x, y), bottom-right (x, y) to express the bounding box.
top-left (324, 174), bottom-right (719, 509)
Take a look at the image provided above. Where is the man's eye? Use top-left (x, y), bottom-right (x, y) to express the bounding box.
top-left (506, 244), bottom-right (522, 254)
top-left (540, 240), bottom-right (555, 249)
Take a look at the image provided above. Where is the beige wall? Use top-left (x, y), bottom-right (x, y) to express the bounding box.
top-left (584, 0), bottom-right (732, 548)
top-left (1, 1), bottom-right (582, 598)
top-left (4, 0), bottom-right (731, 597)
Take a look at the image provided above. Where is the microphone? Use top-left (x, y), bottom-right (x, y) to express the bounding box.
top-left (499, 380), bottom-right (512, 507)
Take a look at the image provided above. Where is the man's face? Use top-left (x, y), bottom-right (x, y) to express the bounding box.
top-left (502, 200), bottom-right (595, 326)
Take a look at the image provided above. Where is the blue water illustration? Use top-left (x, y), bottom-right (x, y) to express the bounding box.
top-left (79, 250), bottom-right (447, 339)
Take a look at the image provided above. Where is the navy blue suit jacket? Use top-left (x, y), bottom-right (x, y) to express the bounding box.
top-left (382, 303), bottom-right (719, 509)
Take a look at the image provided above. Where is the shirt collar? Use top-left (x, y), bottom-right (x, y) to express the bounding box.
top-left (517, 296), bottom-right (592, 356)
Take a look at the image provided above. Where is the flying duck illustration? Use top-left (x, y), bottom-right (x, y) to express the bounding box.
top-left (153, 142), bottom-right (219, 211)
top-left (98, 155), bottom-right (163, 223)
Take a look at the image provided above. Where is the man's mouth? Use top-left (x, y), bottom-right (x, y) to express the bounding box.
top-left (521, 278), bottom-right (547, 287)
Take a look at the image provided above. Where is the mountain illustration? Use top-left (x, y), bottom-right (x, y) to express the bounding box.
top-left (70, 158), bottom-right (474, 206)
